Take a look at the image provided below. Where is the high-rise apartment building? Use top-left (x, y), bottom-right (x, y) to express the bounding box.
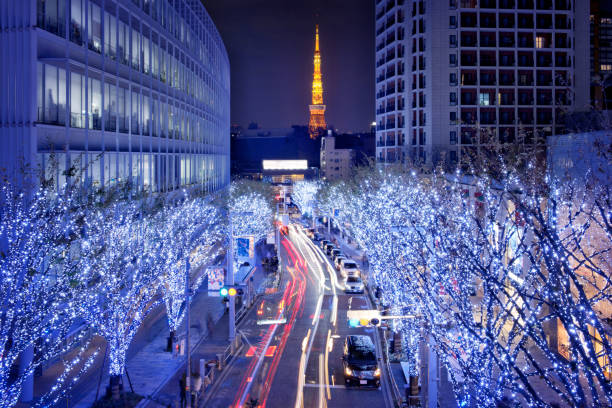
top-left (590, 0), bottom-right (612, 110)
top-left (0, 0), bottom-right (230, 193)
top-left (375, 0), bottom-right (590, 167)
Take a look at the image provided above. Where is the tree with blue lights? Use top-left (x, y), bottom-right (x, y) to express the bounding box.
top-left (0, 185), bottom-right (99, 407)
top-left (322, 164), bottom-right (612, 407)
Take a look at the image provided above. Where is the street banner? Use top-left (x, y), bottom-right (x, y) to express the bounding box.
top-left (207, 267), bottom-right (225, 295)
top-left (235, 236), bottom-right (254, 259)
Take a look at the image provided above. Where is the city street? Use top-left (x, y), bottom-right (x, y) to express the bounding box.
top-left (204, 224), bottom-right (393, 408)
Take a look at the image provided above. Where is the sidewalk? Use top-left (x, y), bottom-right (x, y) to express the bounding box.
top-left (73, 277), bottom-right (227, 408)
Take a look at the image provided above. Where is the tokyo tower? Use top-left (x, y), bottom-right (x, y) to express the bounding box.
top-left (308, 25), bottom-right (327, 139)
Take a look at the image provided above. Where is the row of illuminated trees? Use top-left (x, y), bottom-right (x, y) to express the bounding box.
top-left (293, 160), bottom-right (611, 407)
top-left (0, 181), bottom-right (272, 407)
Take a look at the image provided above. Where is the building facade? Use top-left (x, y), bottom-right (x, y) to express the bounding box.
top-left (320, 135), bottom-right (355, 181)
top-left (0, 0), bottom-right (230, 193)
top-left (375, 0), bottom-right (590, 167)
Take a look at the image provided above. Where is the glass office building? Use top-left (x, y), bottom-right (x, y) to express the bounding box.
top-left (0, 0), bottom-right (230, 193)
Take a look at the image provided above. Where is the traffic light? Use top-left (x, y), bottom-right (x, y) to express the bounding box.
top-left (219, 285), bottom-right (244, 300)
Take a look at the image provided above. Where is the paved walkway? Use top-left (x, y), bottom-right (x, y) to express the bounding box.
top-left (72, 272), bottom-right (228, 408)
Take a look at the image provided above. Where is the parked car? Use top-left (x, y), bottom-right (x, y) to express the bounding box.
top-left (335, 255), bottom-right (346, 270)
top-left (313, 233), bottom-right (323, 242)
top-left (320, 239), bottom-right (330, 250)
top-left (344, 276), bottom-right (364, 294)
top-left (342, 335), bottom-right (380, 387)
top-left (325, 243), bottom-right (336, 256)
top-left (306, 228), bottom-right (315, 239)
top-left (340, 260), bottom-right (360, 277)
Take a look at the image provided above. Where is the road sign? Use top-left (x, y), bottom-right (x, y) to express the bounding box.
top-left (256, 318), bottom-right (287, 325)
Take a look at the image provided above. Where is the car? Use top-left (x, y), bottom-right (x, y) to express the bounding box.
top-left (306, 228), bottom-right (315, 239)
top-left (342, 335), bottom-right (380, 387)
top-left (344, 276), bottom-right (364, 293)
top-left (325, 244), bottom-right (336, 256)
top-left (335, 256), bottom-right (346, 270)
top-left (313, 233), bottom-right (323, 242)
top-left (320, 239), bottom-right (330, 250)
top-left (331, 248), bottom-right (342, 261)
top-left (340, 259), bottom-right (360, 277)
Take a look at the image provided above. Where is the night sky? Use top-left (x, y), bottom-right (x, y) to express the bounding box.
top-left (202, 0), bottom-right (375, 133)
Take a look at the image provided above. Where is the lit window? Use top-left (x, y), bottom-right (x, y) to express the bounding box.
top-left (479, 93), bottom-right (490, 106)
top-left (536, 36), bottom-right (544, 48)
top-left (601, 64), bottom-right (612, 72)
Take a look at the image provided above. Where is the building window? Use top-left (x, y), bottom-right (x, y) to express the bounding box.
top-left (450, 35), bottom-right (457, 47)
top-left (479, 93), bottom-right (491, 106)
top-left (37, 63), bottom-right (67, 126)
top-left (70, 0), bottom-right (85, 45)
top-left (450, 111), bottom-right (457, 123)
top-left (88, 77), bottom-right (102, 130)
top-left (37, 0), bottom-right (66, 37)
top-left (536, 36), bottom-right (544, 48)
top-left (449, 54), bottom-right (457, 66)
top-left (450, 92), bottom-right (457, 105)
top-left (450, 72), bottom-right (457, 86)
top-left (88, 2), bottom-right (102, 53)
top-left (449, 16), bottom-right (457, 28)
top-left (70, 71), bottom-right (86, 128)
top-left (601, 64), bottom-right (612, 72)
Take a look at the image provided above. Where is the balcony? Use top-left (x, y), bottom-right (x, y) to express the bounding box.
top-left (518, 15), bottom-right (534, 28)
top-left (499, 114), bottom-right (515, 125)
top-left (461, 56), bottom-right (477, 66)
top-left (537, 96), bottom-right (552, 105)
top-left (461, 37), bottom-right (477, 47)
top-left (480, 74), bottom-right (496, 86)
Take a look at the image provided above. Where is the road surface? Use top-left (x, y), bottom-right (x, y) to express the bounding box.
top-left (205, 223), bottom-right (393, 408)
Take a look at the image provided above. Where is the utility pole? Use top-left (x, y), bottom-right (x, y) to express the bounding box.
top-left (185, 258), bottom-right (191, 408)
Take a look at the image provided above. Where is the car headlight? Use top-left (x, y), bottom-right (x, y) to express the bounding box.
top-left (344, 367), bottom-right (352, 376)
top-left (374, 368), bottom-right (381, 377)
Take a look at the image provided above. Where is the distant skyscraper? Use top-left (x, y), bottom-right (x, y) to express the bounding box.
top-left (374, 0), bottom-right (590, 167)
top-left (309, 25), bottom-right (327, 139)
top-left (590, 0), bottom-right (612, 110)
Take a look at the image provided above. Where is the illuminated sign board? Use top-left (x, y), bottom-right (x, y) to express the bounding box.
top-left (262, 160), bottom-right (308, 170)
top-left (207, 267), bottom-right (225, 293)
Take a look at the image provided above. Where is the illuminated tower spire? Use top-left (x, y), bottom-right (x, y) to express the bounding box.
top-left (309, 24), bottom-right (326, 139)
